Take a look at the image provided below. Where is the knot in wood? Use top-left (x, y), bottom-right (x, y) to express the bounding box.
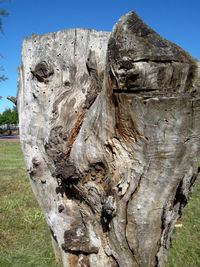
top-left (55, 159), bottom-right (82, 182)
top-left (32, 61), bottom-right (54, 82)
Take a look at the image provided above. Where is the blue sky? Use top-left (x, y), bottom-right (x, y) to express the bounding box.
top-left (0, 0), bottom-right (200, 113)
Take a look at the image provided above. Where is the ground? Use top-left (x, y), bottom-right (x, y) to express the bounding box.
top-left (0, 140), bottom-right (199, 267)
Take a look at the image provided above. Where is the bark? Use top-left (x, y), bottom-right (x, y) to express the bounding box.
top-left (7, 95), bottom-right (17, 105)
top-left (17, 11), bottom-right (200, 267)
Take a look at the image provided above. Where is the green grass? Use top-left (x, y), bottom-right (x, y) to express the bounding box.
top-left (0, 141), bottom-right (62, 267)
top-left (166, 179), bottom-right (200, 267)
top-left (0, 141), bottom-right (199, 267)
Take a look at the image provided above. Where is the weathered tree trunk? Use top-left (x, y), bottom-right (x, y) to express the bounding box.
top-left (17, 11), bottom-right (200, 267)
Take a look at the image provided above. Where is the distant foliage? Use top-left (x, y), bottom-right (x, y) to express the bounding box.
top-left (0, 106), bottom-right (18, 124)
top-left (0, 5), bottom-right (9, 82)
top-left (0, 7), bottom-right (8, 33)
top-left (0, 65), bottom-right (7, 82)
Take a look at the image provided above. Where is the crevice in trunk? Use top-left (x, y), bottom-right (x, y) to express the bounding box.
top-left (118, 59), bottom-right (180, 69)
top-left (50, 227), bottom-right (58, 243)
top-left (113, 88), bottom-right (158, 94)
top-left (100, 207), bottom-right (113, 232)
top-left (173, 179), bottom-right (187, 208)
top-left (109, 254), bottom-right (120, 267)
top-left (124, 173), bottom-right (143, 266)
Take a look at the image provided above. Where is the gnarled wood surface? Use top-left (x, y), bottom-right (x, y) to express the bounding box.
top-left (17, 11), bottom-right (200, 267)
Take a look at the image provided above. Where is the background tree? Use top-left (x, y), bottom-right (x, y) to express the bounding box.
top-left (0, 5), bottom-right (8, 82)
top-left (0, 4), bottom-right (8, 32)
top-left (0, 2), bottom-right (9, 104)
top-left (0, 106), bottom-right (18, 124)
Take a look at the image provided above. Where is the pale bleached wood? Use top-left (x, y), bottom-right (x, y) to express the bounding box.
top-left (17, 11), bottom-right (200, 267)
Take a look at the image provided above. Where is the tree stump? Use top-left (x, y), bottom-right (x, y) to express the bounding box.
top-left (17, 11), bottom-right (200, 267)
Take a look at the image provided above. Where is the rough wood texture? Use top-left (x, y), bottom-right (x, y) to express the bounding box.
top-left (17, 11), bottom-right (200, 267)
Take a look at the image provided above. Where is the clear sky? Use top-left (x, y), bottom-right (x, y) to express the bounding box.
top-left (0, 0), bottom-right (200, 113)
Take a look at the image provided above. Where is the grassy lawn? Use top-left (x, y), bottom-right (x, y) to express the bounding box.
top-left (166, 178), bottom-right (200, 266)
top-left (0, 141), bottom-right (62, 267)
top-left (0, 141), bottom-right (199, 266)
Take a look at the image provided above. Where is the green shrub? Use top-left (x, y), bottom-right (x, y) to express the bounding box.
top-left (0, 106), bottom-right (18, 124)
